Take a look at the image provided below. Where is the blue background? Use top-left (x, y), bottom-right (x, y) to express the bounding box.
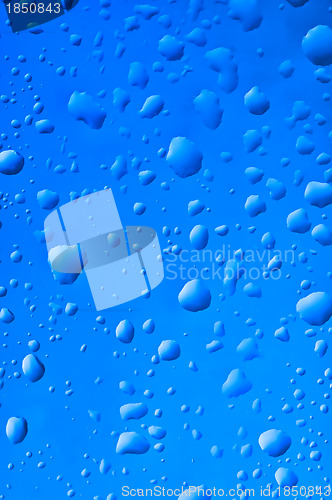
top-left (0, 0), bottom-right (331, 498)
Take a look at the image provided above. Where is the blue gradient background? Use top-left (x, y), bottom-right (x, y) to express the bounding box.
top-left (0, 0), bottom-right (331, 498)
